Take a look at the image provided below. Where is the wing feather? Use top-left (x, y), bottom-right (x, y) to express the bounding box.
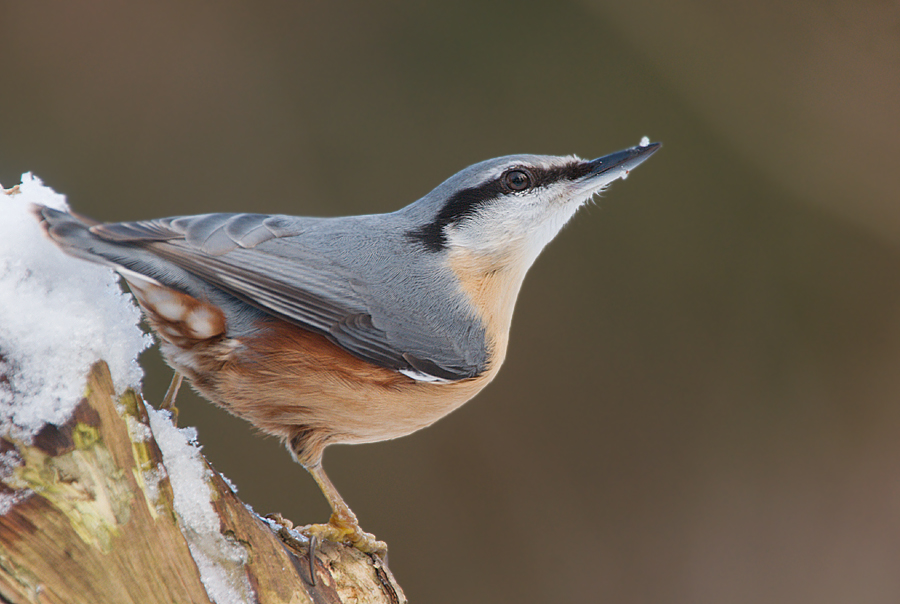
top-left (93, 213), bottom-right (481, 380)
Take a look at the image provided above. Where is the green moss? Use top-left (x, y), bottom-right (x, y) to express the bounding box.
top-left (72, 423), bottom-right (101, 450)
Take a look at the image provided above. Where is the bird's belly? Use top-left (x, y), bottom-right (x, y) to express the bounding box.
top-left (162, 318), bottom-right (500, 446)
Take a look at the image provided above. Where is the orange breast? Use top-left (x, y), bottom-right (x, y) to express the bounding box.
top-left (123, 277), bottom-right (502, 463)
top-left (209, 318), bottom-right (499, 445)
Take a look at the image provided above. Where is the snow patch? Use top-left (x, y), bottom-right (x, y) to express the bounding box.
top-left (0, 174), bottom-right (152, 443)
top-left (148, 408), bottom-right (252, 604)
top-left (142, 464), bottom-right (166, 510)
top-left (0, 174), bottom-right (252, 602)
top-left (124, 414), bottom-right (153, 442)
top-left (0, 449), bottom-right (31, 514)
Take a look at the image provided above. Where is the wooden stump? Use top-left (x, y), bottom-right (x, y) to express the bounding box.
top-left (0, 362), bottom-right (406, 604)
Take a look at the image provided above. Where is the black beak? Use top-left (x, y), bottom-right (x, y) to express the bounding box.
top-left (588, 142), bottom-right (661, 176)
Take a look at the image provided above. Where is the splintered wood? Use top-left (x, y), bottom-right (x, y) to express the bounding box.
top-left (0, 362), bottom-right (406, 604)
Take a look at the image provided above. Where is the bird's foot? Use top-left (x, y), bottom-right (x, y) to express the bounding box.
top-left (299, 512), bottom-right (388, 558)
top-left (159, 372), bottom-right (183, 424)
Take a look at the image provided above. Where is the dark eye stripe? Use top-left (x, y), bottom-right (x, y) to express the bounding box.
top-left (530, 161), bottom-right (594, 187)
top-left (406, 178), bottom-right (505, 251)
top-left (406, 159), bottom-right (590, 252)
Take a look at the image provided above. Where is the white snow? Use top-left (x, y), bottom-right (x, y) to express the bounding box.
top-left (639, 136), bottom-right (651, 147)
top-left (0, 449), bottom-right (32, 514)
top-left (0, 174), bottom-right (152, 443)
top-left (125, 414), bottom-right (154, 442)
top-left (141, 464), bottom-right (165, 512)
top-left (0, 174), bottom-right (251, 603)
top-left (148, 408), bottom-right (252, 604)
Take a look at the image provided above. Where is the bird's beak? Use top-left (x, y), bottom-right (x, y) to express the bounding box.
top-left (587, 142), bottom-right (661, 180)
top-left (570, 141), bottom-right (661, 197)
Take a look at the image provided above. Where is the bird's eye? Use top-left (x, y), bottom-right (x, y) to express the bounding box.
top-left (503, 169), bottom-right (531, 192)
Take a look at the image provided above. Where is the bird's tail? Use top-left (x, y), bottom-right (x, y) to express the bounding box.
top-left (32, 205), bottom-right (125, 269)
top-left (33, 204), bottom-right (228, 343)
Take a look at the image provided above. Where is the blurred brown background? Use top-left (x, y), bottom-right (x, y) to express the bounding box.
top-left (2, 1), bottom-right (899, 602)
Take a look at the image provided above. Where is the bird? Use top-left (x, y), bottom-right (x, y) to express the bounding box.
top-left (34, 141), bottom-right (660, 556)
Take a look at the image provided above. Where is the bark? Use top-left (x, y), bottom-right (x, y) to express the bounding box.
top-left (0, 362), bottom-right (406, 604)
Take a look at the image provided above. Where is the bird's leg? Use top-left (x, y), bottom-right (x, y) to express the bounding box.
top-left (160, 371), bottom-right (184, 423)
top-left (299, 463), bottom-right (388, 558)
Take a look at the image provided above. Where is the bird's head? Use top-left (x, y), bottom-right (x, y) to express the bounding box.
top-left (406, 142), bottom-right (660, 273)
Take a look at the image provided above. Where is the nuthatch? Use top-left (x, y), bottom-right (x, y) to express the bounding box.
top-left (35, 141), bottom-right (660, 555)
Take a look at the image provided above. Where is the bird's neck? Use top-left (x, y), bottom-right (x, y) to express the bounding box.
top-left (446, 247), bottom-right (532, 370)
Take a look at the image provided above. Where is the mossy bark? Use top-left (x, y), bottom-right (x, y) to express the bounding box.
top-left (0, 362), bottom-right (405, 604)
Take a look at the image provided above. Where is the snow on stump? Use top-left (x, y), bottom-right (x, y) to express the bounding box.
top-left (0, 176), bottom-right (406, 604)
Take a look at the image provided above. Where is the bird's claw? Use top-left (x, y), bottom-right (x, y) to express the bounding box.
top-left (299, 512), bottom-right (388, 558)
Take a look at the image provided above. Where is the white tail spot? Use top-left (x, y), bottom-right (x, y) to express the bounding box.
top-left (186, 306), bottom-right (221, 340)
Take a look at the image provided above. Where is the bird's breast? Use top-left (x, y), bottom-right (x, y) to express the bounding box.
top-left (445, 247), bottom-right (530, 369)
top-left (193, 317), bottom-right (501, 445)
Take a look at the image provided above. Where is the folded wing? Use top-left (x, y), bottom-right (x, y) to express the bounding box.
top-left (91, 213), bottom-right (481, 381)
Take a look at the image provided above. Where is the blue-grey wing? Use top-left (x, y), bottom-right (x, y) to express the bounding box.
top-left (90, 213), bottom-right (482, 381)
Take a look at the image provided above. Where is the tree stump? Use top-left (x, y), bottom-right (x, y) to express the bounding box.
top-left (0, 361), bottom-right (406, 604)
